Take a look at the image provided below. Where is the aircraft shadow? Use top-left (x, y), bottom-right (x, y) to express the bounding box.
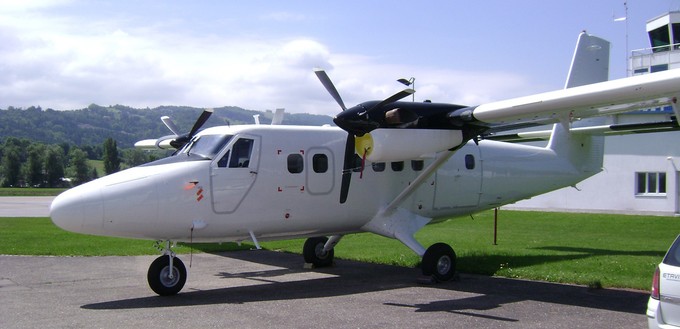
top-left (82, 249), bottom-right (649, 316)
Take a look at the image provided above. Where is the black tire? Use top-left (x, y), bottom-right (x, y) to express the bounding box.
top-left (147, 255), bottom-right (187, 296)
top-left (303, 237), bottom-right (334, 267)
top-left (421, 243), bottom-right (456, 282)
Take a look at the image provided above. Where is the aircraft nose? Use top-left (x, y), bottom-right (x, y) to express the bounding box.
top-left (50, 184), bottom-right (104, 234)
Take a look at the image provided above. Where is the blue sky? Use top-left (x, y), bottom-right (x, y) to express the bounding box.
top-left (0, 0), bottom-right (678, 116)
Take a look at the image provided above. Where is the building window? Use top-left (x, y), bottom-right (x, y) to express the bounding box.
top-left (636, 172), bottom-right (667, 195)
top-left (287, 154), bottom-right (303, 174)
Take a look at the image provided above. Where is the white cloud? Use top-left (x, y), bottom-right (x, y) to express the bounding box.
top-left (0, 3), bottom-right (541, 117)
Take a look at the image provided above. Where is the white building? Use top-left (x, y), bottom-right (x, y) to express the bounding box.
top-left (505, 12), bottom-right (680, 216)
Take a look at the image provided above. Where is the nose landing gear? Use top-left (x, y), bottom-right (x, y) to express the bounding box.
top-left (147, 241), bottom-right (187, 296)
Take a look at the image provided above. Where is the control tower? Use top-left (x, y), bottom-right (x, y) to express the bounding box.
top-left (630, 11), bottom-right (680, 75)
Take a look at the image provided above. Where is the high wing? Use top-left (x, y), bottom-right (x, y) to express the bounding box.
top-left (325, 68), bottom-right (680, 164)
top-left (332, 69), bottom-right (680, 145)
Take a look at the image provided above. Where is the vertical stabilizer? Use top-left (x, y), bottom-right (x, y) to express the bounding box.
top-left (549, 32), bottom-right (610, 177)
top-left (564, 32), bottom-right (610, 88)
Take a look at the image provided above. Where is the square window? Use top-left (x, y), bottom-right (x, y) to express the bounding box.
top-left (287, 154), bottom-right (303, 174)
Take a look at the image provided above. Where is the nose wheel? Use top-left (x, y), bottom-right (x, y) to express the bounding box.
top-left (147, 255), bottom-right (187, 296)
top-left (421, 243), bottom-right (456, 282)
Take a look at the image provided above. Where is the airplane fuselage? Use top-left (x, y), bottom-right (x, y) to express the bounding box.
top-left (50, 124), bottom-right (596, 244)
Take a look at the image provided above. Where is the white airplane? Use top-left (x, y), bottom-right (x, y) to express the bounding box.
top-left (50, 32), bottom-right (680, 296)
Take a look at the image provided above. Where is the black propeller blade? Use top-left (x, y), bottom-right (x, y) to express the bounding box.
top-left (168, 108), bottom-right (214, 149)
top-left (367, 88), bottom-right (415, 116)
top-left (314, 69), bottom-right (415, 203)
top-left (339, 134), bottom-right (355, 204)
top-left (314, 68), bottom-right (347, 111)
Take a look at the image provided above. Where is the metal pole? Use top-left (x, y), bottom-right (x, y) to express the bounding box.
top-left (493, 207), bottom-right (498, 245)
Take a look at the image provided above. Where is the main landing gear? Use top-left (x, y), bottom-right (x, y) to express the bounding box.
top-left (303, 235), bottom-right (342, 268)
top-left (302, 236), bottom-right (456, 282)
top-left (147, 241), bottom-right (187, 296)
top-left (421, 242), bottom-right (456, 282)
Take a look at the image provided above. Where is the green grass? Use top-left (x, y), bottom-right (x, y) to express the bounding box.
top-left (260, 210), bottom-right (680, 290)
top-left (87, 159), bottom-right (105, 178)
top-left (0, 217), bottom-right (251, 256)
top-left (1, 211), bottom-right (678, 290)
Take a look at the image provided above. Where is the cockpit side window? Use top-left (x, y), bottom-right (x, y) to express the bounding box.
top-left (217, 138), bottom-right (254, 168)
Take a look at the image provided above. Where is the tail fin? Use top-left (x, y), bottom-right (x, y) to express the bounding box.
top-left (549, 32), bottom-right (610, 176)
top-left (564, 31), bottom-right (610, 88)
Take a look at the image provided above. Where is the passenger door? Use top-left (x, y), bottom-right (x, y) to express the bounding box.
top-left (306, 147), bottom-right (334, 195)
top-left (433, 148), bottom-right (482, 209)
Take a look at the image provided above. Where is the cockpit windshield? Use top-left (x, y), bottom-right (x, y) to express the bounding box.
top-left (182, 134), bottom-right (232, 159)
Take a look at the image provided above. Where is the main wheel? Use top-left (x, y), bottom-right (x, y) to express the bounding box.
top-left (421, 243), bottom-right (456, 282)
top-left (147, 255), bottom-right (187, 296)
top-left (303, 237), bottom-right (334, 267)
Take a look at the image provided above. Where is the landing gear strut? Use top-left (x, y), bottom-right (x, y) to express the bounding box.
top-left (421, 242), bottom-right (456, 282)
top-left (147, 241), bottom-right (187, 296)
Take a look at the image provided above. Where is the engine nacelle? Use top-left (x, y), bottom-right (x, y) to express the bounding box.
top-left (361, 129), bottom-right (464, 162)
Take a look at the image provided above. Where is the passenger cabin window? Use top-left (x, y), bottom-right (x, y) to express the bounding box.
top-left (391, 161), bottom-right (404, 172)
top-left (372, 162), bottom-right (385, 172)
top-left (465, 154), bottom-right (475, 170)
top-left (287, 154), bottom-right (304, 174)
top-left (312, 154), bottom-right (328, 173)
top-left (411, 160), bottom-right (424, 171)
top-left (217, 138), bottom-right (253, 168)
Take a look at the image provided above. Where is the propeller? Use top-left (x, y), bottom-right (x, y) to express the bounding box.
top-left (314, 69), bottom-right (414, 203)
top-left (161, 108), bottom-right (214, 149)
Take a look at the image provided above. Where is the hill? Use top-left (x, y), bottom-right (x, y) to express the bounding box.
top-left (0, 105), bottom-right (334, 148)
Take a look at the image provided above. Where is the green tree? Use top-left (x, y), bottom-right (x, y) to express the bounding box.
top-left (24, 143), bottom-right (45, 187)
top-left (68, 148), bottom-right (90, 186)
top-left (44, 145), bottom-right (65, 187)
top-left (103, 138), bottom-right (120, 175)
top-left (1, 146), bottom-right (21, 187)
top-left (122, 148), bottom-right (150, 167)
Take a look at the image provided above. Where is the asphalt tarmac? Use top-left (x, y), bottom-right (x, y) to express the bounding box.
top-left (0, 196), bottom-right (53, 217)
top-left (0, 250), bottom-right (648, 329)
top-left (0, 196), bottom-right (650, 328)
